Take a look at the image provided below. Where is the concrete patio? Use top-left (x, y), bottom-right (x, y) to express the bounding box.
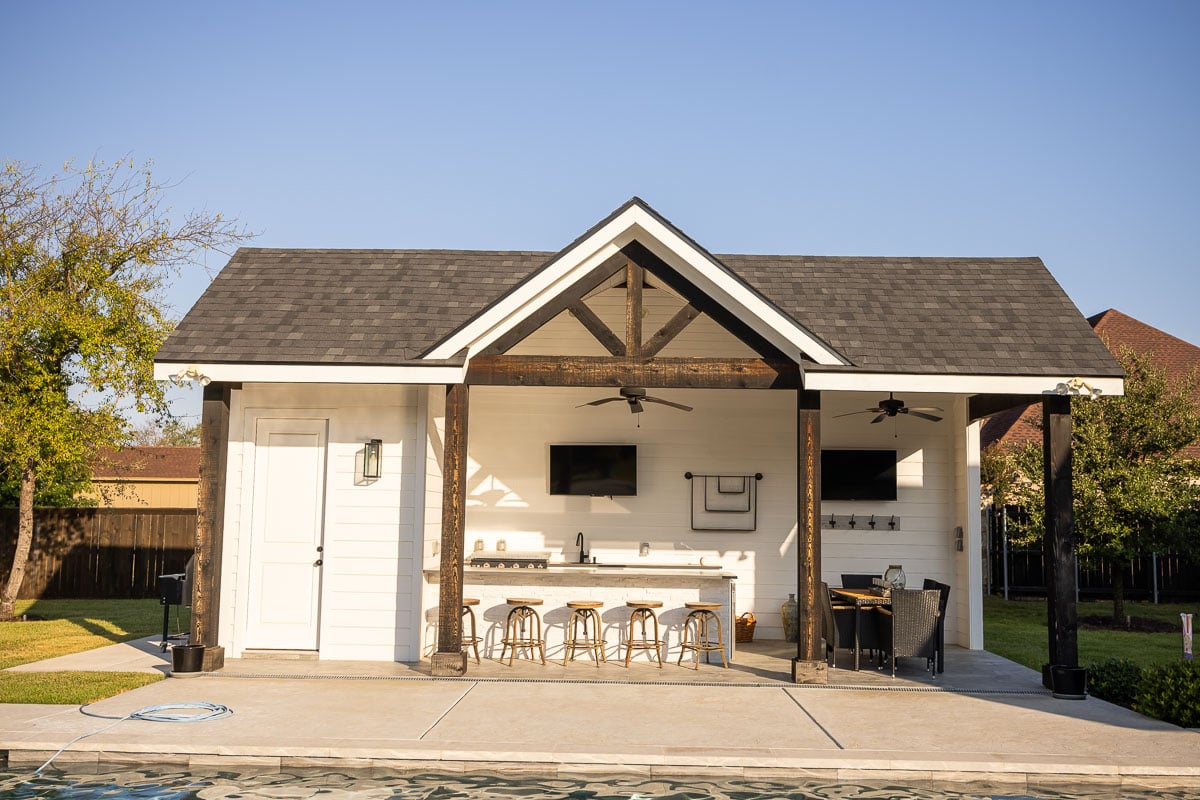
top-left (3, 635), bottom-right (1199, 789)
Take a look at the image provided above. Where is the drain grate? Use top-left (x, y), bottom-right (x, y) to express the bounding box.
top-left (189, 671), bottom-right (1050, 695)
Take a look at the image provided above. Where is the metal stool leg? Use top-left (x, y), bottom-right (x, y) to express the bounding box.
top-left (462, 604), bottom-right (480, 664)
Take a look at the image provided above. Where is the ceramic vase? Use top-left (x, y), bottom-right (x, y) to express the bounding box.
top-left (780, 593), bottom-right (798, 642)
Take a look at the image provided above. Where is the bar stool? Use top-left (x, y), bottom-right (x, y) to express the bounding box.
top-left (623, 600), bottom-right (664, 668)
top-left (562, 600), bottom-right (605, 667)
top-left (677, 601), bottom-right (728, 669)
top-left (500, 597), bottom-right (546, 665)
top-left (461, 598), bottom-right (481, 664)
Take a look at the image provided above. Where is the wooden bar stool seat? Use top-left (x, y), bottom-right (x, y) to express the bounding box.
top-left (500, 597), bottom-right (546, 665)
top-left (678, 601), bottom-right (728, 669)
top-left (623, 600), bottom-right (664, 668)
top-left (562, 600), bottom-right (606, 667)
top-left (461, 597), bottom-right (481, 664)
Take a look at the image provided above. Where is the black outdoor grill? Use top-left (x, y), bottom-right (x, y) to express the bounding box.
top-left (157, 557), bottom-right (193, 652)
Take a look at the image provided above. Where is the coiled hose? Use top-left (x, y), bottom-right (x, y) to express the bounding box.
top-left (34, 701), bottom-right (233, 775)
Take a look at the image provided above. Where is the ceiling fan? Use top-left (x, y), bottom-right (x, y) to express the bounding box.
top-left (577, 387), bottom-right (693, 415)
top-left (836, 392), bottom-right (943, 423)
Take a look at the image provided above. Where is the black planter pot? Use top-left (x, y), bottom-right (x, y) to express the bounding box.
top-left (172, 643), bottom-right (205, 674)
top-left (1042, 663), bottom-right (1053, 690)
top-left (1050, 665), bottom-right (1087, 700)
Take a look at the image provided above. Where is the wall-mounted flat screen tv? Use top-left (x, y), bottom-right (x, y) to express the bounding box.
top-left (821, 449), bottom-right (897, 501)
top-left (549, 444), bottom-right (637, 496)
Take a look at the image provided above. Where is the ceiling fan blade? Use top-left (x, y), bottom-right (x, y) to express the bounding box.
top-left (643, 396), bottom-right (693, 412)
top-left (907, 406), bottom-right (944, 413)
top-left (870, 413), bottom-right (887, 424)
top-left (834, 410), bottom-right (872, 418)
top-left (629, 400), bottom-right (644, 413)
top-left (577, 397), bottom-right (624, 407)
top-left (908, 410), bottom-right (943, 422)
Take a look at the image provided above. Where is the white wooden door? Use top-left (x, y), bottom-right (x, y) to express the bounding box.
top-left (245, 418), bottom-right (328, 650)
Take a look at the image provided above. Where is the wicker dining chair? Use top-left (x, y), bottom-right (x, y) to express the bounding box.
top-left (819, 581), bottom-right (857, 668)
top-left (877, 588), bottom-right (941, 677)
top-left (922, 578), bottom-right (951, 674)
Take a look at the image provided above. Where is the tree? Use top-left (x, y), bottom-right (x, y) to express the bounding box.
top-left (0, 159), bottom-right (246, 619)
top-left (989, 348), bottom-right (1200, 623)
top-left (126, 418), bottom-right (201, 446)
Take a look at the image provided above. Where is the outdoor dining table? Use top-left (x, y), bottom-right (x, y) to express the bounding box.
top-left (830, 586), bottom-right (891, 670)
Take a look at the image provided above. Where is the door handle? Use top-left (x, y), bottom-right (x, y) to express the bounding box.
top-left (314, 559), bottom-right (323, 567)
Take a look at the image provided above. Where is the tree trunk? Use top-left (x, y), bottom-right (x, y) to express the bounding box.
top-left (0, 461), bottom-right (36, 620)
top-left (1111, 562), bottom-right (1128, 626)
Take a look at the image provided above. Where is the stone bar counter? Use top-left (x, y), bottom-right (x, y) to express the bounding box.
top-left (423, 560), bottom-right (738, 664)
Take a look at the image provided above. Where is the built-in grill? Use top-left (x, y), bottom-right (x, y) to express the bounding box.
top-left (468, 551), bottom-right (550, 569)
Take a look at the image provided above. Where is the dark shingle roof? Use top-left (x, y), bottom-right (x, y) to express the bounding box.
top-left (159, 249), bottom-right (548, 365)
top-left (159, 247), bottom-right (1122, 378)
top-left (721, 255), bottom-right (1122, 376)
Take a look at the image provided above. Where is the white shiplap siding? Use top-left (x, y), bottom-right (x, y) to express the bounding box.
top-left (220, 384), bottom-right (422, 660)
top-left (422, 387), bottom-right (963, 646)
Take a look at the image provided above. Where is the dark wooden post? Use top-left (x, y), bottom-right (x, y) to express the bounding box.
top-left (191, 381), bottom-right (232, 671)
top-left (792, 389), bottom-right (827, 683)
top-left (1043, 395), bottom-right (1078, 671)
top-left (431, 383), bottom-right (470, 676)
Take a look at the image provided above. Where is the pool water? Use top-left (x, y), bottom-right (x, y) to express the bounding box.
top-left (0, 768), bottom-right (1194, 800)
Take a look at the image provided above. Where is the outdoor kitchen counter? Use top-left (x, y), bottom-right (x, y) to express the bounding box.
top-left (422, 564), bottom-right (738, 662)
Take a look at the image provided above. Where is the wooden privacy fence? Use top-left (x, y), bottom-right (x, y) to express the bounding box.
top-left (0, 508), bottom-right (196, 600)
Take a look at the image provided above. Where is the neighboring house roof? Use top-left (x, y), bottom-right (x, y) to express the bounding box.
top-left (981, 309), bottom-right (1200, 456)
top-left (158, 198), bottom-right (1122, 380)
top-left (92, 447), bottom-right (201, 481)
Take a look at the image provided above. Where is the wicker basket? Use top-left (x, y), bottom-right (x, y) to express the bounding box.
top-left (735, 612), bottom-right (756, 643)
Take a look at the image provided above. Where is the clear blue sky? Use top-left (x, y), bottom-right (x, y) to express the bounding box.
top-left (4, 2), bottom-right (1198, 422)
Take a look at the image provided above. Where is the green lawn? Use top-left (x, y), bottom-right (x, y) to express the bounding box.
top-left (0, 598), bottom-right (189, 704)
top-left (983, 595), bottom-right (1197, 671)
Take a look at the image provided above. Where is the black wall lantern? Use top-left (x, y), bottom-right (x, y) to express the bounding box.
top-left (363, 439), bottom-right (383, 479)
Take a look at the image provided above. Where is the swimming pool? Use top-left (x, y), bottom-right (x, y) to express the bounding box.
top-left (0, 767), bottom-right (1194, 800)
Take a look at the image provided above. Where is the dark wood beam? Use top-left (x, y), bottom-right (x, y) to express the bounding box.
top-left (431, 383), bottom-right (470, 676)
top-left (626, 259), bottom-right (643, 357)
top-left (567, 301), bottom-right (625, 356)
top-left (621, 240), bottom-right (792, 363)
top-left (792, 390), bottom-right (826, 683)
top-left (641, 304), bottom-right (700, 359)
top-left (479, 251), bottom-right (627, 356)
top-left (192, 381), bottom-right (236, 671)
top-left (465, 354), bottom-right (801, 389)
top-left (969, 394), bottom-right (1041, 422)
top-left (1042, 395), bottom-right (1078, 671)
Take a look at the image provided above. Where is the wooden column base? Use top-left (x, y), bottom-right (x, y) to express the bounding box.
top-left (201, 646), bottom-right (225, 672)
top-left (430, 651), bottom-right (469, 677)
top-left (791, 658), bottom-right (828, 684)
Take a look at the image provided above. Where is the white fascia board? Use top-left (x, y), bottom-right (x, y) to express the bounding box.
top-left (153, 361), bottom-right (466, 385)
top-left (423, 202), bottom-right (845, 366)
top-left (629, 208), bottom-right (847, 366)
top-left (807, 372), bottom-right (1125, 396)
top-left (424, 211), bottom-right (638, 360)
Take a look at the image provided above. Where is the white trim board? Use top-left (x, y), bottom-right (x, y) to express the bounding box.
top-left (154, 362), bottom-right (467, 385)
top-left (806, 372), bottom-right (1125, 396)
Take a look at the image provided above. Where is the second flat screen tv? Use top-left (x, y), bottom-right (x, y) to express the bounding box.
top-left (821, 449), bottom-right (897, 501)
top-left (549, 444), bottom-right (637, 496)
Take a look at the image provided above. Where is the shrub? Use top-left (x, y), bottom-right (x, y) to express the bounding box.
top-left (1086, 658), bottom-right (1142, 708)
top-left (1134, 660), bottom-right (1200, 728)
